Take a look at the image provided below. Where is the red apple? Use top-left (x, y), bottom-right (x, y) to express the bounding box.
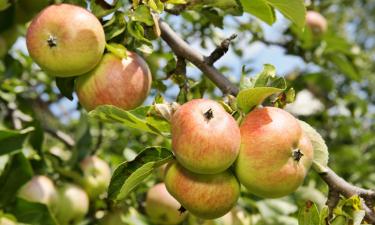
top-left (306, 11), bottom-right (328, 34)
top-left (18, 175), bottom-right (58, 209)
top-left (145, 183), bottom-right (188, 225)
top-left (235, 107), bottom-right (314, 198)
top-left (26, 3), bottom-right (105, 77)
top-left (165, 161), bottom-right (240, 220)
top-left (76, 53), bottom-right (152, 111)
top-left (80, 155), bottom-right (111, 199)
top-left (171, 99), bottom-right (241, 174)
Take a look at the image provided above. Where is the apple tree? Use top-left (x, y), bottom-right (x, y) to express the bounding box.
top-left (0, 0), bottom-right (374, 224)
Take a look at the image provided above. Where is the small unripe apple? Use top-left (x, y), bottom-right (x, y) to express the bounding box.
top-left (145, 183), bottom-right (188, 225)
top-left (165, 161), bottom-right (240, 220)
top-left (306, 11), bottom-right (327, 34)
top-left (80, 155), bottom-right (111, 199)
top-left (171, 99), bottom-right (240, 174)
top-left (76, 53), bottom-right (152, 111)
top-left (235, 107), bottom-right (313, 198)
top-left (26, 3), bottom-right (105, 77)
top-left (54, 183), bottom-right (89, 225)
top-left (99, 210), bottom-right (126, 225)
top-left (17, 175), bottom-right (58, 208)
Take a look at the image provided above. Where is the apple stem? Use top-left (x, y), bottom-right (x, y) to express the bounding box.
top-left (203, 108), bottom-right (214, 121)
top-left (292, 149), bottom-right (304, 161)
top-left (47, 35), bottom-right (57, 48)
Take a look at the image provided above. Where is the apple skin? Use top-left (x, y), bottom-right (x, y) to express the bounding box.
top-left (17, 175), bottom-right (58, 209)
top-left (145, 183), bottom-right (188, 225)
top-left (171, 99), bottom-right (241, 174)
top-left (306, 11), bottom-right (328, 34)
top-left (235, 107), bottom-right (313, 198)
top-left (76, 53), bottom-right (152, 111)
top-left (54, 183), bottom-right (89, 225)
top-left (26, 3), bottom-right (105, 77)
top-left (164, 161), bottom-right (240, 220)
top-left (80, 155), bottom-right (111, 199)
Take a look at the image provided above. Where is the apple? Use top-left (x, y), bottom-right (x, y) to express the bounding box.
top-left (80, 155), bottom-right (111, 199)
top-left (164, 161), bottom-right (240, 220)
top-left (76, 53), bottom-right (152, 111)
top-left (18, 175), bottom-right (58, 208)
top-left (99, 210), bottom-right (126, 225)
top-left (0, 217), bottom-right (17, 225)
top-left (306, 11), bottom-right (328, 34)
top-left (54, 183), bottom-right (89, 225)
top-left (145, 183), bottom-right (188, 225)
top-left (26, 3), bottom-right (105, 77)
top-left (235, 107), bottom-right (313, 198)
top-left (171, 99), bottom-right (240, 174)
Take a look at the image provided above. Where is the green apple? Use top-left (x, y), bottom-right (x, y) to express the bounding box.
top-left (26, 3), bottom-right (105, 77)
top-left (99, 210), bottom-right (126, 225)
top-left (80, 155), bottom-right (111, 199)
top-left (146, 183), bottom-right (188, 225)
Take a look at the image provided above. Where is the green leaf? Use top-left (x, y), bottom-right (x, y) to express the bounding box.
top-left (189, 0), bottom-right (243, 16)
top-left (0, 153), bottom-right (33, 208)
top-left (237, 87), bottom-right (283, 113)
top-left (132, 5), bottom-right (154, 26)
top-left (89, 105), bottom-right (170, 136)
top-left (0, 0), bottom-right (10, 11)
top-left (298, 120), bottom-right (329, 173)
top-left (319, 206), bottom-right (329, 225)
top-left (10, 198), bottom-right (57, 225)
top-left (328, 54), bottom-right (360, 81)
top-left (106, 43), bottom-right (128, 59)
top-left (104, 11), bottom-right (127, 41)
top-left (90, 0), bottom-right (121, 18)
top-left (266, 0), bottom-right (306, 29)
top-left (0, 128), bottom-right (34, 156)
top-left (108, 147), bottom-right (173, 201)
top-left (127, 21), bottom-right (153, 45)
top-left (240, 0), bottom-right (276, 25)
top-left (55, 77), bottom-right (76, 101)
top-left (240, 0), bottom-right (305, 29)
top-left (298, 201), bottom-right (320, 225)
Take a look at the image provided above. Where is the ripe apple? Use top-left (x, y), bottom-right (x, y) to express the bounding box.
top-left (164, 161), bottom-right (240, 220)
top-left (145, 183), bottom-right (188, 225)
top-left (171, 99), bottom-right (240, 174)
top-left (80, 155), bottom-right (111, 199)
top-left (235, 107), bottom-right (313, 198)
top-left (306, 11), bottom-right (328, 34)
top-left (26, 3), bottom-right (105, 77)
top-left (54, 183), bottom-right (89, 225)
top-left (17, 175), bottom-right (58, 209)
top-left (76, 53), bottom-right (152, 111)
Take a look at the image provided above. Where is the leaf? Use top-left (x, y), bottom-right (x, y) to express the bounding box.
top-left (298, 120), bottom-right (329, 173)
top-left (240, 0), bottom-right (276, 25)
top-left (237, 87), bottom-right (284, 113)
top-left (108, 147), bottom-right (173, 201)
top-left (240, 0), bottom-right (305, 29)
top-left (104, 11), bottom-right (127, 41)
top-left (328, 54), bottom-right (360, 81)
top-left (10, 198), bottom-right (57, 225)
top-left (189, 0), bottom-right (243, 16)
top-left (89, 105), bottom-right (170, 136)
top-left (0, 0), bottom-right (10, 11)
top-left (0, 153), bottom-right (33, 208)
top-left (0, 127), bottom-right (34, 156)
top-left (90, 0), bottom-right (121, 18)
top-left (106, 43), bottom-right (128, 59)
top-left (298, 201), bottom-right (320, 225)
top-left (266, 0), bottom-right (306, 29)
top-left (132, 5), bottom-right (154, 26)
top-left (55, 77), bottom-right (76, 101)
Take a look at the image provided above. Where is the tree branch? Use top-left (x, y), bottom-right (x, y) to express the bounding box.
top-left (205, 34), bottom-right (237, 66)
top-left (158, 19), bottom-right (239, 96)
top-left (158, 19), bottom-right (375, 223)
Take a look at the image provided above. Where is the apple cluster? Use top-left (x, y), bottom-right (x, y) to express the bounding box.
top-left (26, 3), bottom-right (152, 112)
top-left (158, 99), bottom-right (314, 221)
top-left (17, 156), bottom-right (111, 225)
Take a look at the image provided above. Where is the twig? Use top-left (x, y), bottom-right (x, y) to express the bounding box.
top-left (158, 19), bottom-right (239, 96)
top-left (205, 34), bottom-right (237, 65)
top-left (44, 126), bottom-right (75, 149)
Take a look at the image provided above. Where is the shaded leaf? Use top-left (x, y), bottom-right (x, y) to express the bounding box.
top-left (10, 198), bottom-right (57, 225)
